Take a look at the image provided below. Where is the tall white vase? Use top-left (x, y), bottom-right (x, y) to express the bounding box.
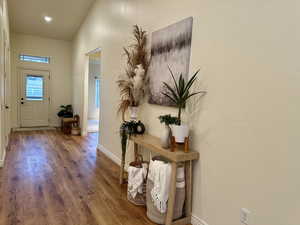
top-left (129, 106), bottom-right (139, 120)
top-left (160, 125), bottom-right (171, 149)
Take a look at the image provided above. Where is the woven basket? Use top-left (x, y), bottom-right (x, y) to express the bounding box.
top-left (127, 180), bottom-right (147, 206)
top-left (146, 157), bottom-right (185, 224)
top-left (127, 155), bottom-right (148, 206)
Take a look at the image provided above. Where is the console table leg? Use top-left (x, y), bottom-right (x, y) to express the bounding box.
top-left (134, 142), bottom-right (139, 161)
top-left (165, 162), bottom-right (177, 225)
top-left (119, 153), bottom-right (125, 184)
top-left (185, 160), bottom-right (192, 219)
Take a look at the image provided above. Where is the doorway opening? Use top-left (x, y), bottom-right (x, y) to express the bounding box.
top-left (86, 50), bottom-right (101, 133)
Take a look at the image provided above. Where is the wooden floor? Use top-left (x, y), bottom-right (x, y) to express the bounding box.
top-left (0, 130), bottom-right (156, 225)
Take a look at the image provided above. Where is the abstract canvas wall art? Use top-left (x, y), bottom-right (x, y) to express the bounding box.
top-left (148, 17), bottom-right (193, 106)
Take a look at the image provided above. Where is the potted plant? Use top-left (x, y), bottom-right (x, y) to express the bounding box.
top-left (117, 25), bottom-right (150, 121)
top-left (162, 67), bottom-right (206, 143)
top-left (57, 105), bottom-right (73, 118)
top-left (119, 121), bottom-right (137, 184)
top-left (158, 114), bottom-right (179, 148)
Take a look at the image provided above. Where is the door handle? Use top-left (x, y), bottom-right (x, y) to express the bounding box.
top-left (5, 105), bottom-right (9, 109)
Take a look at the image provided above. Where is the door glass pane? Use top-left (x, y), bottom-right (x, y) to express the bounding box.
top-left (95, 79), bottom-right (100, 108)
top-left (26, 75), bottom-right (44, 100)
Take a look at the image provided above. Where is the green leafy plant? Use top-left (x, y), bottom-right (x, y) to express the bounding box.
top-left (119, 121), bottom-right (139, 183)
top-left (162, 67), bottom-right (206, 125)
top-left (158, 114), bottom-right (179, 126)
top-left (57, 105), bottom-right (73, 118)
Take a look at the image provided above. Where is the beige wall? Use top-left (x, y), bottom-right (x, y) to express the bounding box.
top-left (72, 0), bottom-right (134, 136)
top-left (72, 0), bottom-right (299, 224)
top-left (11, 33), bottom-right (73, 127)
top-left (1, 0), bottom-right (9, 41)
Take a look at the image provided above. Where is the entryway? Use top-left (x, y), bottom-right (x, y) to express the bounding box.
top-left (19, 69), bottom-right (50, 127)
top-left (83, 48), bottom-right (101, 134)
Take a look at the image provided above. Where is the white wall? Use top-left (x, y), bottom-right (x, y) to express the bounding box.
top-left (72, 0), bottom-right (299, 225)
top-left (0, 0), bottom-right (11, 166)
top-left (11, 33), bottom-right (73, 127)
top-left (88, 59), bottom-right (100, 120)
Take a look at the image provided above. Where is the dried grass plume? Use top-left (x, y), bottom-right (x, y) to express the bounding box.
top-left (117, 25), bottom-right (150, 120)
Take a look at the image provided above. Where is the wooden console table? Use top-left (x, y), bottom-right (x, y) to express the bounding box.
top-left (120, 134), bottom-right (199, 225)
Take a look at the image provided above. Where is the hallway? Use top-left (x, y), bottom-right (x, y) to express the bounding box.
top-left (88, 119), bottom-right (99, 133)
top-left (0, 131), bottom-right (154, 225)
top-left (0, 0), bottom-right (296, 224)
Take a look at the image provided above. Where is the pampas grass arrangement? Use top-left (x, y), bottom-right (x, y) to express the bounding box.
top-left (117, 25), bottom-right (150, 121)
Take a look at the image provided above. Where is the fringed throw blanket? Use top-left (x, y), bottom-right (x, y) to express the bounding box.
top-left (148, 160), bottom-right (171, 213)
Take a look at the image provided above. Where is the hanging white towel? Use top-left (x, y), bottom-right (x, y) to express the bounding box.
top-left (128, 163), bottom-right (148, 198)
top-left (148, 159), bottom-right (172, 214)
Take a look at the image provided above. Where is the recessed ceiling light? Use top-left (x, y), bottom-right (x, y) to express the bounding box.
top-left (44, 16), bottom-right (53, 23)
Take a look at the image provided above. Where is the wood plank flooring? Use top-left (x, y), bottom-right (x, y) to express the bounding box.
top-left (0, 130), bottom-right (156, 225)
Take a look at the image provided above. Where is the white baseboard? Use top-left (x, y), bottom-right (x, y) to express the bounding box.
top-left (192, 215), bottom-right (209, 225)
top-left (12, 127), bottom-right (56, 131)
top-left (0, 149), bottom-right (6, 168)
top-left (97, 144), bottom-right (121, 166)
top-left (50, 123), bottom-right (60, 128)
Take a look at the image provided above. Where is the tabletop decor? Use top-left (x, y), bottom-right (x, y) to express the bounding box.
top-left (119, 120), bottom-right (146, 184)
top-left (117, 25), bottom-right (150, 121)
top-left (162, 67), bottom-right (206, 143)
top-left (158, 114), bottom-right (179, 148)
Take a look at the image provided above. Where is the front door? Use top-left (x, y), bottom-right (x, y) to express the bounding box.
top-left (20, 69), bottom-right (50, 127)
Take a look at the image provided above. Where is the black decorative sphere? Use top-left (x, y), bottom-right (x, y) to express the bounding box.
top-left (134, 121), bottom-right (145, 134)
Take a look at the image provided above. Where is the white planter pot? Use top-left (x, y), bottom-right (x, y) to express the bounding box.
top-left (170, 124), bottom-right (189, 143)
top-left (160, 125), bottom-right (171, 149)
top-left (129, 106), bottom-right (139, 120)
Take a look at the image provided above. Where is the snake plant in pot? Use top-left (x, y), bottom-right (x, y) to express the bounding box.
top-left (162, 67), bottom-right (206, 143)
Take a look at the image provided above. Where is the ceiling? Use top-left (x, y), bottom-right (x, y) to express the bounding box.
top-left (8, 0), bottom-right (95, 41)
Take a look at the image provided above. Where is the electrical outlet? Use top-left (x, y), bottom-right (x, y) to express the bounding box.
top-left (241, 208), bottom-right (251, 225)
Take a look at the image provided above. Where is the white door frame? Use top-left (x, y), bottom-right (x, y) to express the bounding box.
top-left (0, 5), bottom-right (10, 167)
top-left (0, 22), bottom-right (6, 165)
top-left (81, 47), bottom-right (101, 136)
top-left (2, 30), bottom-right (9, 145)
top-left (17, 68), bottom-right (51, 128)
